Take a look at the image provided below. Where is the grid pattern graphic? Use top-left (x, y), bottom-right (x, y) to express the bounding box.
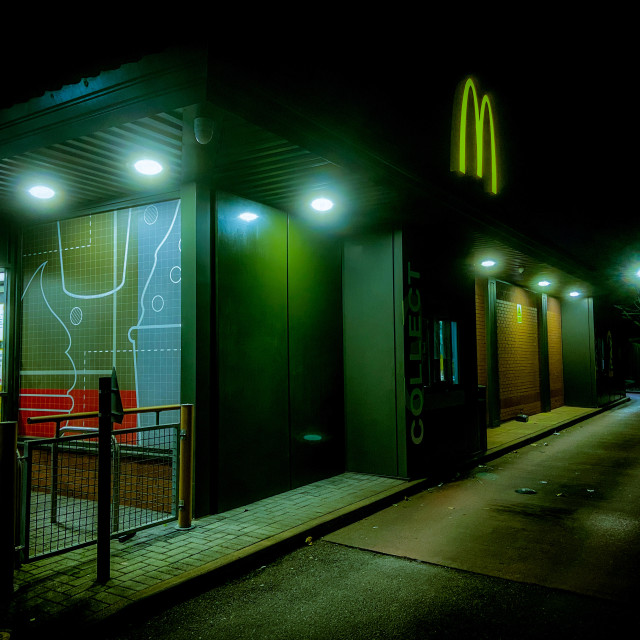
top-left (19, 200), bottom-right (181, 437)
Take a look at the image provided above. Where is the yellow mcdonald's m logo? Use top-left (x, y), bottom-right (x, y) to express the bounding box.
top-left (451, 77), bottom-right (498, 194)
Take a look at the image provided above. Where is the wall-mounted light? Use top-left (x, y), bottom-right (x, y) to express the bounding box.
top-left (134, 159), bottom-right (163, 175)
top-left (28, 185), bottom-right (55, 199)
top-left (237, 212), bottom-right (258, 221)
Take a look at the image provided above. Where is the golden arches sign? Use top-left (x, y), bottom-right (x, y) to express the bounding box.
top-left (451, 77), bottom-right (498, 194)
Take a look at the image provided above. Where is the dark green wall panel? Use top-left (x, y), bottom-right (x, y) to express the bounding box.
top-left (342, 234), bottom-right (400, 477)
top-left (561, 297), bottom-right (597, 407)
top-left (216, 193), bottom-right (290, 510)
top-left (288, 219), bottom-right (344, 488)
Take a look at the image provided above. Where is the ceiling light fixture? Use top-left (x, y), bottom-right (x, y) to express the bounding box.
top-left (28, 185), bottom-right (55, 199)
top-left (480, 260), bottom-right (496, 267)
top-left (569, 291), bottom-right (580, 297)
top-left (237, 212), bottom-right (258, 221)
top-left (134, 159), bottom-right (163, 175)
top-left (311, 197), bottom-right (334, 212)
top-left (538, 280), bottom-right (551, 287)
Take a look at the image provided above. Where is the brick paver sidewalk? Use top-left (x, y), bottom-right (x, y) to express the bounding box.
top-left (4, 472), bottom-right (417, 635)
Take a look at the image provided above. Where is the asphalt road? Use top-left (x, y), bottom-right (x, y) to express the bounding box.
top-left (88, 396), bottom-right (640, 640)
top-left (94, 540), bottom-right (632, 640)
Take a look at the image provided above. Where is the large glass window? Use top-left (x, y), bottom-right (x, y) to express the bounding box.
top-left (432, 319), bottom-right (459, 386)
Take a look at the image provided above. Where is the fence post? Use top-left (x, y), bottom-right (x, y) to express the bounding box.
top-left (0, 421), bottom-right (17, 598)
top-left (177, 404), bottom-right (194, 530)
top-left (97, 377), bottom-right (112, 583)
top-left (50, 419), bottom-right (61, 524)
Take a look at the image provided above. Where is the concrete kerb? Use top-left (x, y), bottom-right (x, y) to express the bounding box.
top-left (90, 477), bottom-right (430, 633)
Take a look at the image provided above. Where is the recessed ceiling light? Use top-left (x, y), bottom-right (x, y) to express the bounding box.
top-left (134, 159), bottom-right (163, 175)
top-left (237, 212), bottom-right (258, 221)
top-left (569, 291), bottom-right (580, 297)
top-left (28, 185), bottom-right (55, 199)
top-left (538, 280), bottom-right (551, 287)
top-left (480, 260), bottom-right (496, 267)
top-left (311, 197), bottom-right (334, 212)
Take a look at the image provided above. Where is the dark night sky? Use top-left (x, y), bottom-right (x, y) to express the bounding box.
top-left (0, 33), bottom-right (634, 289)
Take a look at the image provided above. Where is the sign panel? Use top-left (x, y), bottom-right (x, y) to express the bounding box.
top-left (451, 76), bottom-right (499, 194)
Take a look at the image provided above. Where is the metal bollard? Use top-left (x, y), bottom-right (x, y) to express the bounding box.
top-left (177, 404), bottom-right (194, 530)
top-left (0, 421), bottom-right (18, 598)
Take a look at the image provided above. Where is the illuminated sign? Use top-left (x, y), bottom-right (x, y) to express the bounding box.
top-left (451, 77), bottom-right (498, 194)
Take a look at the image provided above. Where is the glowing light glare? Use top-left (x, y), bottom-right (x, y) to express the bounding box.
top-left (569, 291), bottom-right (580, 297)
top-left (303, 434), bottom-right (322, 441)
top-left (538, 280), bottom-right (551, 287)
top-left (28, 185), bottom-right (55, 199)
top-left (134, 159), bottom-right (163, 175)
top-left (480, 260), bottom-right (496, 267)
top-left (457, 77), bottom-right (498, 194)
top-left (237, 212), bottom-right (258, 221)
top-left (636, 268), bottom-right (640, 278)
top-left (311, 197), bottom-right (334, 212)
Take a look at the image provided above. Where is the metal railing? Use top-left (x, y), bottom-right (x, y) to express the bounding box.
top-left (15, 381), bottom-right (193, 583)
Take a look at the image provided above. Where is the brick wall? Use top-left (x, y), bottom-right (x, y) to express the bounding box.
top-left (547, 296), bottom-right (564, 409)
top-left (475, 279), bottom-right (487, 387)
top-left (28, 447), bottom-right (173, 513)
top-left (496, 282), bottom-right (541, 420)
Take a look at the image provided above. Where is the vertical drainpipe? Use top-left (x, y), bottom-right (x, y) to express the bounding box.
top-left (538, 293), bottom-right (551, 412)
top-left (486, 278), bottom-right (500, 428)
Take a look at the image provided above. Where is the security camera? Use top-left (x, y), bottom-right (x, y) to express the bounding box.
top-left (194, 117), bottom-right (214, 145)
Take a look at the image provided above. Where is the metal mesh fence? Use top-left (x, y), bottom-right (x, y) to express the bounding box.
top-left (113, 425), bottom-right (178, 536)
top-left (20, 424), bottom-right (179, 561)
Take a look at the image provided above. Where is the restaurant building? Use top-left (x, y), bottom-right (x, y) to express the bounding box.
top-left (0, 47), bottom-right (627, 518)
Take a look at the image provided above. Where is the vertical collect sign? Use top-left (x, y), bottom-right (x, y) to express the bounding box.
top-left (406, 262), bottom-right (424, 446)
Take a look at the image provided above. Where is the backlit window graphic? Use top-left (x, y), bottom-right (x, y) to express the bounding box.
top-left (19, 200), bottom-right (181, 438)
